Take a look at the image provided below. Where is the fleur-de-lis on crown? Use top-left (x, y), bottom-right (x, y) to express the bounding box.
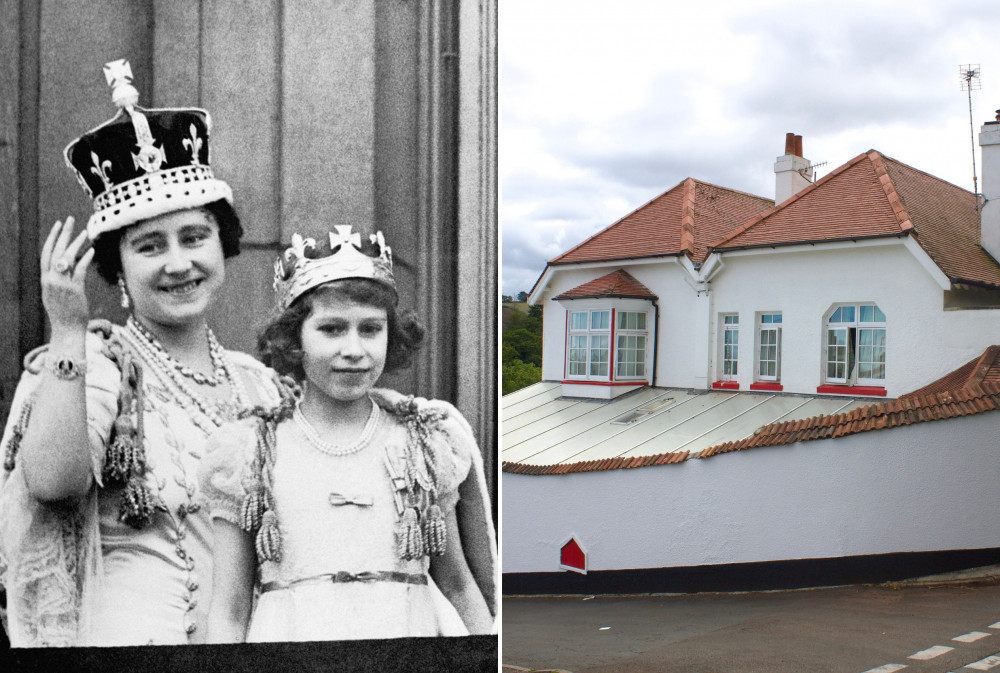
top-left (286, 233), bottom-right (316, 264)
top-left (370, 231), bottom-right (392, 265)
top-left (329, 225), bottom-right (362, 253)
top-left (182, 124), bottom-right (203, 166)
top-left (90, 151), bottom-right (114, 191)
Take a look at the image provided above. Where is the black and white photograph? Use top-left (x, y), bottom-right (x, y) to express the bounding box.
top-left (1, 2), bottom-right (496, 671)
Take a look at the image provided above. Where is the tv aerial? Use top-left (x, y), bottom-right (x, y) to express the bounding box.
top-left (960, 64), bottom-right (981, 210)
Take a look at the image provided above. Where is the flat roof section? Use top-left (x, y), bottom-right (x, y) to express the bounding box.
top-left (501, 383), bottom-right (871, 467)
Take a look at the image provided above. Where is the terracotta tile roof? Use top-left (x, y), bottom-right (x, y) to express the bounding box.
top-left (881, 156), bottom-right (1000, 288)
top-left (698, 380), bottom-right (1000, 459)
top-left (503, 346), bottom-right (1000, 476)
top-left (553, 269), bottom-right (656, 300)
top-left (550, 179), bottom-right (774, 266)
top-left (710, 150), bottom-right (1000, 288)
top-left (902, 346), bottom-right (1000, 398)
top-left (710, 151), bottom-right (911, 251)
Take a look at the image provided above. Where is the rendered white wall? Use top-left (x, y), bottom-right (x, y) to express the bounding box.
top-left (706, 242), bottom-right (1000, 397)
top-left (537, 241), bottom-right (1000, 397)
top-left (502, 410), bottom-right (1000, 574)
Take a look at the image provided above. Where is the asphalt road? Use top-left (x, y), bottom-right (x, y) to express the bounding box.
top-left (503, 580), bottom-right (1000, 673)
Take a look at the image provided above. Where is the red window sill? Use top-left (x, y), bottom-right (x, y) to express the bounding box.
top-left (711, 380), bottom-right (740, 390)
top-left (749, 382), bottom-right (783, 391)
top-left (816, 384), bottom-right (887, 397)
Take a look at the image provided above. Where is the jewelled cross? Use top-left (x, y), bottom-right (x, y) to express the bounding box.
top-left (104, 59), bottom-right (133, 88)
top-left (329, 226), bottom-right (362, 252)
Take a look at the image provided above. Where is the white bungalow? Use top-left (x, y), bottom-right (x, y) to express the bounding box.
top-left (503, 121), bottom-right (1000, 593)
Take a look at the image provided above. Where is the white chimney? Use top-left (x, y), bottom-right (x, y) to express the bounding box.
top-left (774, 132), bottom-right (812, 204)
top-left (979, 110), bottom-right (1000, 264)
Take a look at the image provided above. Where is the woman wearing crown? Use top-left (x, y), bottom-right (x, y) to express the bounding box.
top-left (0, 60), bottom-right (283, 646)
top-left (197, 228), bottom-right (496, 641)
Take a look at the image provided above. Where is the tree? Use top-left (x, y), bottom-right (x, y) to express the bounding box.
top-left (502, 302), bottom-right (544, 394)
top-left (516, 290), bottom-right (528, 302)
top-left (501, 294), bottom-right (514, 303)
top-left (502, 358), bottom-right (541, 395)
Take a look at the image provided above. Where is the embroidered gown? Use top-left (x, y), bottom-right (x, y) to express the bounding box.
top-left (0, 325), bottom-right (281, 647)
top-left (199, 388), bottom-right (497, 642)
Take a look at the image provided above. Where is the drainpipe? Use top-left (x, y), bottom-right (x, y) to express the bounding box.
top-left (651, 298), bottom-right (660, 387)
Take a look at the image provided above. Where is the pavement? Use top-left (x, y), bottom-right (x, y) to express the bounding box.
top-left (502, 564), bottom-right (1000, 673)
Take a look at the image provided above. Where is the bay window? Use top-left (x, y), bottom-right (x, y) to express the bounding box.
top-left (564, 304), bottom-right (651, 382)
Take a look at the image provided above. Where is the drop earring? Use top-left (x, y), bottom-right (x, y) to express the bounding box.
top-left (118, 276), bottom-right (131, 309)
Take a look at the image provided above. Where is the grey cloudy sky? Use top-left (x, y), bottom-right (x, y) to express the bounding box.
top-left (499, 0), bottom-right (1000, 297)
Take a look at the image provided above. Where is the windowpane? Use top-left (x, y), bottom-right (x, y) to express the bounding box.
top-left (591, 311), bottom-right (609, 330)
top-left (874, 305), bottom-right (885, 322)
top-left (571, 312), bottom-right (588, 330)
top-left (860, 305), bottom-right (874, 323)
top-left (830, 307), bottom-right (843, 323)
top-left (637, 313), bottom-right (646, 330)
top-left (842, 306), bottom-right (855, 323)
top-left (761, 314), bottom-right (772, 324)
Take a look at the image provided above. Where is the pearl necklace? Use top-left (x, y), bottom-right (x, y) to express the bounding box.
top-left (293, 399), bottom-right (381, 456)
top-left (130, 317), bottom-right (228, 386)
top-left (124, 318), bottom-right (249, 432)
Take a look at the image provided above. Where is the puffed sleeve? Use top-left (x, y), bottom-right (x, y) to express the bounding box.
top-left (198, 418), bottom-right (258, 525)
top-left (423, 399), bottom-right (498, 616)
top-left (427, 401), bottom-right (477, 514)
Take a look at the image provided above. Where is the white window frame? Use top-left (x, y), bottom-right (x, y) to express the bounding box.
top-left (561, 299), bottom-right (652, 382)
top-left (566, 308), bottom-right (611, 380)
top-left (824, 303), bottom-right (886, 386)
top-left (720, 313), bottom-right (739, 380)
top-left (615, 310), bottom-right (648, 380)
top-left (756, 312), bottom-right (782, 382)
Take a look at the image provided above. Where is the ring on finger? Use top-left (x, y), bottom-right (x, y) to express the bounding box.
top-left (54, 258), bottom-right (72, 274)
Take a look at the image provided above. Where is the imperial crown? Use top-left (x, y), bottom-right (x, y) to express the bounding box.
top-left (63, 59), bottom-right (232, 239)
top-left (274, 226), bottom-right (395, 311)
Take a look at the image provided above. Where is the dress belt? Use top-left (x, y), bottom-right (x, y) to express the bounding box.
top-left (260, 570), bottom-right (428, 593)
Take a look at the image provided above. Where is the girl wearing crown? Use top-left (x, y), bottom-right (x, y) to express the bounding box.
top-left (199, 228), bottom-right (496, 641)
top-left (0, 61), bottom-right (282, 646)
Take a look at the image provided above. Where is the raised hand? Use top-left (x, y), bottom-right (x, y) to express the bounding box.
top-left (40, 216), bottom-right (95, 332)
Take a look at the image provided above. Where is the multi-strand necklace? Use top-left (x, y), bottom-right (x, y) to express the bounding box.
top-left (293, 398), bottom-right (381, 456)
top-left (130, 317), bottom-right (229, 386)
top-left (124, 316), bottom-right (248, 432)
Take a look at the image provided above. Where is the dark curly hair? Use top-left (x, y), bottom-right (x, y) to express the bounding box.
top-left (91, 199), bottom-right (244, 285)
top-left (258, 278), bottom-right (425, 382)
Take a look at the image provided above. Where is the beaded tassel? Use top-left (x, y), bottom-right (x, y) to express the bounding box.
top-left (104, 415), bottom-right (137, 482)
top-left (423, 502), bottom-right (447, 556)
top-left (120, 476), bottom-right (154, 528)
top-left (3, 399), bottom-right (32, 472)
top-left (240, 475), bottom-right (265, 532)
top-left (106, 340), bottom-right (153, 528)
top-left (389, 395), bottom-right (450, 560)
top-left (255, 510), bottom-right (283, 563)
top-left (396, 505), bottom-right (425, 560)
